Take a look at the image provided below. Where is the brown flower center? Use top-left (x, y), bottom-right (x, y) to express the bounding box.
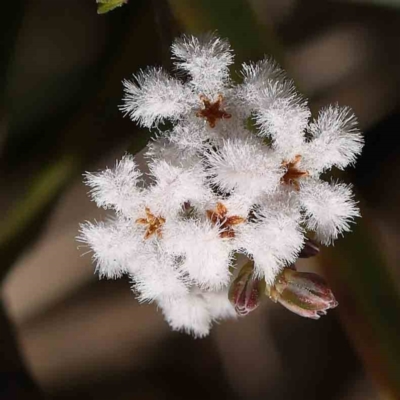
top-left (196, 94), bottom-right (231, 128)
top-left (281, 155), bottom-right (309, 191)
top-left (136, 207), bottom-right (165, 239)
top-left (206, 202), bottom-right (245, 238)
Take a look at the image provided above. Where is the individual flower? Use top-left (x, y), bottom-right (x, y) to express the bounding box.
top-left (235, 60), bottom-right (363, 245)
top-left (79, 33), bottom-right (363, 337)
top-left (120, 34), bottom-right (236, 129)
top-left (80, 155), bottom-right (209, 296)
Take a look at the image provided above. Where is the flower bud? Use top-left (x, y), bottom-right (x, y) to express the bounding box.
top-left (229, 262), bottom-right (266, 316)
top-left (268, 268), bottom-right (338, 319)
top-left (298, 238), bottom-right (320, 258)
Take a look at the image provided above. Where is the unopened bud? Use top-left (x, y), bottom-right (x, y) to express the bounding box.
top-left (269, 268), bottom-right (338, 319)
top-left (229, 261), bottom-right (266, 316)
top-left (298, 238), bottom-right (320, 258)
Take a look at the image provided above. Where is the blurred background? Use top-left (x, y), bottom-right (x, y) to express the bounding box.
top-left (1, 0), bottom-right (400, 399)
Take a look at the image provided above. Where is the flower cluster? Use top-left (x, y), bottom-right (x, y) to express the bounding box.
top-left (79, 34), bottom-right (363, 337)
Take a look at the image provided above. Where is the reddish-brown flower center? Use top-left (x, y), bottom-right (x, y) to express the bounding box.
top-left (281, 154), bottom-right (309, 191)
top-left (206, 202), bottom-right (245, 238)
top-left (196, 94), bottom-right (231, 128)
top-left (136, 207), bottom-right (165, 239)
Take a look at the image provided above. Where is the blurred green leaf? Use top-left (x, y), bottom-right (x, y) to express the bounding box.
top-left (0, 155), bottom-right (77, 248)
top-left (97, 0), bottom-right (128, 14)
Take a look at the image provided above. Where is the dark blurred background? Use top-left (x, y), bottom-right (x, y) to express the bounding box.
top-left (1, 0), bottom-right (400, 399)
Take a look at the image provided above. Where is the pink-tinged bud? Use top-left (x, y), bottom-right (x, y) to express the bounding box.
top-left (269, 268), bottom-right (338, 319)
top-left (298, 238), bottom-right (320, 258)
top-left (229, 262), bottom-right (266, 316)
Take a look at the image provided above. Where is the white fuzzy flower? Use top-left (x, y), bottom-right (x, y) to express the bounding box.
top-left (121, 34), bottom-right (245, 140)
top-left (272, 106), bottom-right (363, 245)
top-left (80, 34), bottom-right (363, 337)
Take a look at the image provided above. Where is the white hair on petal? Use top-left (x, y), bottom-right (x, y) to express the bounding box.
top-left (120, 67), bottom-right (193, 127)
top-left (204, 289), bottom-right (237, 320)
top-left (163, 219), bottom-right (233, 290)
top-left (236, 205), bottom-right (304, 284)
top-left (158, 287), bottom-right (236, 337)
top-left (171, 34), bottom-right (234, 94)
top-left (158, 292), bottom-right (212, 338)
top-left (84, 154), bottom-right (144, 216)
top-left (206, 137), bottom-right (283, 198)
top-left (304, 105), bottom-right (364, 173)
top-left (131, 245), bottom-right (188, 302)
top-left (147, 160), bottom-right (211, 217)
top-left (239, 58), bottom-right (287, 105)
top-left (254, 95), bottom-right (310, 157)
top-left (78, 217), bottom-right (138, 279)
top-left (300, 180), bottom-right (360, 245)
